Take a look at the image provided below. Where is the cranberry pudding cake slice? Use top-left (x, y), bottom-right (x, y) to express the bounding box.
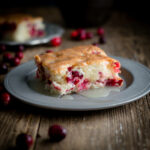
top-left (0, 14), bottom-right (45, 42)
top-left (34, 45), bottom-right (123, 95)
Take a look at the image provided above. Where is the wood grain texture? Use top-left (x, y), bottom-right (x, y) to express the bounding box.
top-left (0, 8), bottom-right (150, 150)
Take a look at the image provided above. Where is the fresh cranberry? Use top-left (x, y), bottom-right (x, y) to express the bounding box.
top-left (70, 30), bottom-right (78, 39)
top-left (18, 45), bottom-right (25, 51)
top-left (51, 37), bottom-right (62, 46)
top-left (79, 33), bottom-right (86, 40)
top-left (16, 133), bottom-right (33, 150)
top-left (3, 53), bottom-right (13, 62)
top-left (0, 92), bottom-right (11, 105)
top-left (86, 32), bottom-right (93, 39)
top-left (0, 44), bottom-right (6, 53)
top-left (97, 27), bottom-right (104, 36)
top-left (46, 50), bottom-right (53, 53)
top-left (92, 43), bottom-right (99, 47)
top-left (0, 63), bottom-right (8, 74)
top-left (15, 51), bottom-right (24, 59)
top-left (11, 57), bottom-right (21, 66)
top-left (77, 28), bottom-right (86, 35)
top-left (99, 36), bottom-right (106, 44)
top-left (48, 124), bottom-right (67, 142)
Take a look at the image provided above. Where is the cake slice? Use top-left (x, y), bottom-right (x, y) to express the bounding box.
top-left (34, 45), bottom-right (123, 95)
top-left (0, 14), bottom-right (45, 42)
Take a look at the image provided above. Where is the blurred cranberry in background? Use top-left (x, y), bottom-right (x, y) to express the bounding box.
top-left (0, 44), bottom-right (6, 53)
top-left (51, 37), bottom-right (62, 46)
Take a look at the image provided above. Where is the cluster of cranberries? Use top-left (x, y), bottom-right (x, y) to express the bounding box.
top-left (16, 125), bottom-right (66, 149)
top-left (71, 29), bottom-right (93, 40)
top-left (0, 44), bottom-right (24, 74)
top-left (0, 44), bottom-right (24, 106)
top-left (70, 27), bottom-right (106, 45)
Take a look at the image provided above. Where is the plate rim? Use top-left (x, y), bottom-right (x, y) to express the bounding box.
top-left (4, 56), bottom-right (150, 111)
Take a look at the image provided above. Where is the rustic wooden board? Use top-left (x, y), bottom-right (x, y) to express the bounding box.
top-left (0, 9), bottom-right (150, 150)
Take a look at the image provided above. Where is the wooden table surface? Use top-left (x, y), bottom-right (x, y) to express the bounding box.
top-left (0, 8), bottom-right (150, 150)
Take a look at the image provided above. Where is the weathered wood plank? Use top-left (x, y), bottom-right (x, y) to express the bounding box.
top-left (0, 103), bottom-right (41, 150)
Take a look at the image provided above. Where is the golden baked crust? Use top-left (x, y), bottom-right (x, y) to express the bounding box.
top-left (35, 45), bottom-right (119, 75)
top-left (0, 14), bottom-right (43, 24)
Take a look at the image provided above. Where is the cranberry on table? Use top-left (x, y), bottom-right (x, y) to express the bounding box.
top-left (3, 53), bottom-right (13, 62)
top-left (92, 42), bottom-right (99, 47)
top-left (86, 32), bottom-right (93, 39)
top-left (99, 36), bottom-right (106, 44)
top-left (97, 27), bottom-right (104, 36)
top-left (0, 63), bottom-right (8, 74)
top-left (16, 133), bottom-right (33, 150)
top-left (0, 44), bottom-right (6, 53)
top-left (48, 124), bottom-right (67, 142)
top-left (15, 51), bottom-right (24, 59)
top-left (51, 37), bottom-right (62, 46)
top-left (77, 28), bottom-right (86, 40)
top-left (18, 45), bottom-right (25, 51)
top-left (0, 92), bottom-right (11, 105)
top-left (46, 50), bottom-right (53, 53)
top-left (79, 32), bottom-right (86, 40)
top-left (70, 30), bottom-right (78, 39)
top-left (11, 57), bottom-right (21, 66)
top-left (77, 28), bottom-right (86, 35)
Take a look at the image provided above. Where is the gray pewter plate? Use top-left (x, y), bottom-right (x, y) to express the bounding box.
top-left (4, 57), bottom-right (150, 111)
top-left (0, 23), bottom-right (64, 46)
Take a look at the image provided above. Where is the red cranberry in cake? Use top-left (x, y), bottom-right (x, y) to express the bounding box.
top-left (0, 14), bottom-right (45, 42)
top-left (34, 45), bottom-right (123, 95)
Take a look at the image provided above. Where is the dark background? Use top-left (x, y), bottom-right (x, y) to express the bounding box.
top-left (0, 0), bottom-right (149, 27)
